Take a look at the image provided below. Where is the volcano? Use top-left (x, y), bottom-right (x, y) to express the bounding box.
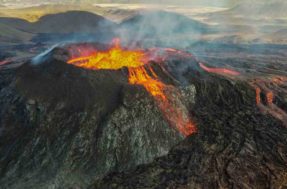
top-left (0, 39), bottom-right (287, 189)
top-left (0, 39), bottom-right (198, 188)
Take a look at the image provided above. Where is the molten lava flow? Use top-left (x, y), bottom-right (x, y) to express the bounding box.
top-left (272, 76), bottom-right (287, 85)
top-left (67, 39), bottom-right (196, 136)
top-left (266, 91), bottom-right (274, 105)
top-left (199, 63), bottom-right (240, 76)
top-left (0, 59), bottom-right (11, 66)
top-left (254, 86), bottom-right (261, 105)
top-left (250, 78), bottom-right (287, 127)
top-left (68, 39), bottom-right (146, 70)
top-left (129, 66), bottom-right (196, 136)
top-left (128, 66), bottom-right (167, 101)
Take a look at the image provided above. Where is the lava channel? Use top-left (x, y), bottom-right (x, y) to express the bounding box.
top-left (251, 78), bottom-right (287, 127)
top-left (199, 62), bottom-right (240, 76)
top-left (0, 59), bottom-right (11, 66)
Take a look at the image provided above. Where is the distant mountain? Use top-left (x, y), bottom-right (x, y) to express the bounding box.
top-left (0, 17), bottom-right (30, 30)
top-left (0, 22), bottom-right (33, 43)
top-left (262, 29), bottom-right (287, 44)
top-left (225, 1), bottom-right (287, 18)
top-left (0, 11), bottom-right (116, 33)
top-left (119, 11), bottom-right (213, 46)
top-left (31, 11), bottom-right (115, 33)
top-left (0, 10), bottom-right (212, 45)
top-left (121, 11), bottom-right (211, 34)
top-left (0, 11), bottom-right (118, 44)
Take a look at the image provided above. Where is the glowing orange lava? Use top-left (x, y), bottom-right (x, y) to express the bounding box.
top-left (128, 66), bottom-right (167, 100)
top-left (255, 87), bottom-right (261, 105)
top-left (272, 76), bottom-right (287, 82)
top-left (266, 91), bottom-right (274, 105)
top-left (68, 38), bottom-right (147, 70)
top-left (0, 59), bottom-right (11, 66)
top-left (129, 66), bottom-right (196, 136)
top-left (250, 79), bottom-right (287, 127)
top-left (199, 62), bottom-right (240, 76)
top-left (67, 38), bottom-right (196, 136)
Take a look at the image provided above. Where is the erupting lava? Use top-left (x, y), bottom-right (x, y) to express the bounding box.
top-left (67, 38), bottom-right (196, 136)
top-left (68, 39), bottom-right (147, 70)
top-left (128, 66), bottom-right (196, 136)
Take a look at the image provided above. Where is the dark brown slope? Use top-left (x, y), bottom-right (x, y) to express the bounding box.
top-left (31, 11), bottom-right (116, 33)
top-left (0, 11), bottom-right (117, 34)
top-left (0, 17), bottom-right (29, 29)
top-left (0, 11), bottom-right (117, 44)
top-left (92, 75), bottom-right (287, 189)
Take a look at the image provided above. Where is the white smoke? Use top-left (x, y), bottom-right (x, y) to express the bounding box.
top-left (31, 44), bottom-right (62, 65)
top-left (115, 10), bottom-right (210, 49)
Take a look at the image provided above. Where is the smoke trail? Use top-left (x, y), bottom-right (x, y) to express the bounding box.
top-left (116, 10), bottom-right (211, 49)
top-left (31, 44), bottom-right (62, 65)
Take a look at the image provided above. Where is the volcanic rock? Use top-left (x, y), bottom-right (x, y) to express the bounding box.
top-left (92, 74), bottom-right (287, 189)
top-left (1, 42), bottom-right (287, 189)
top-left (0, 45), bottom-right (197, 189)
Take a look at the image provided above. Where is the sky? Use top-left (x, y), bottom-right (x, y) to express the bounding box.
top-left (0, 0), bottom-right (282, 8)
top-left (0, 0), bottom-right (240, 7)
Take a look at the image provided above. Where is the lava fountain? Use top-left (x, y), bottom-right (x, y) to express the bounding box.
top-left (67, 38), bottom-right (196, 136)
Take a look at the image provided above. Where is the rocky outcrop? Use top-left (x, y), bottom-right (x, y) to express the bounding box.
top-left (92, 75), bottom-right (287, 189)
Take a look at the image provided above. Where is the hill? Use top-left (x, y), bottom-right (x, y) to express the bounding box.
top-left (121, 11), bottom-right (211, 34)
top-left (0, 11), bottom-right (116, 33)
top-left (0, 23), bottom-right (33, 43)
top-left (0, 11), bottom-right (117, 44)
top-left (262, 29), bottom-right (287, 44)
top-left (224, 1), bottom-right (287, 18)
top-left (30, 11), bottom-right (116, 33)
top-left (119, 11), bottom-right (213, 46)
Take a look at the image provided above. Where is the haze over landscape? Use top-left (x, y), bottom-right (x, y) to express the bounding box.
top-left (0, 0), bottom-right (286, 45)
top-left (0, 1), bottom-right (287, 189)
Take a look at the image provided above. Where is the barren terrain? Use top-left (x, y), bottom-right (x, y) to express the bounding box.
top-left (0, 2), bottom-right (286, 189)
